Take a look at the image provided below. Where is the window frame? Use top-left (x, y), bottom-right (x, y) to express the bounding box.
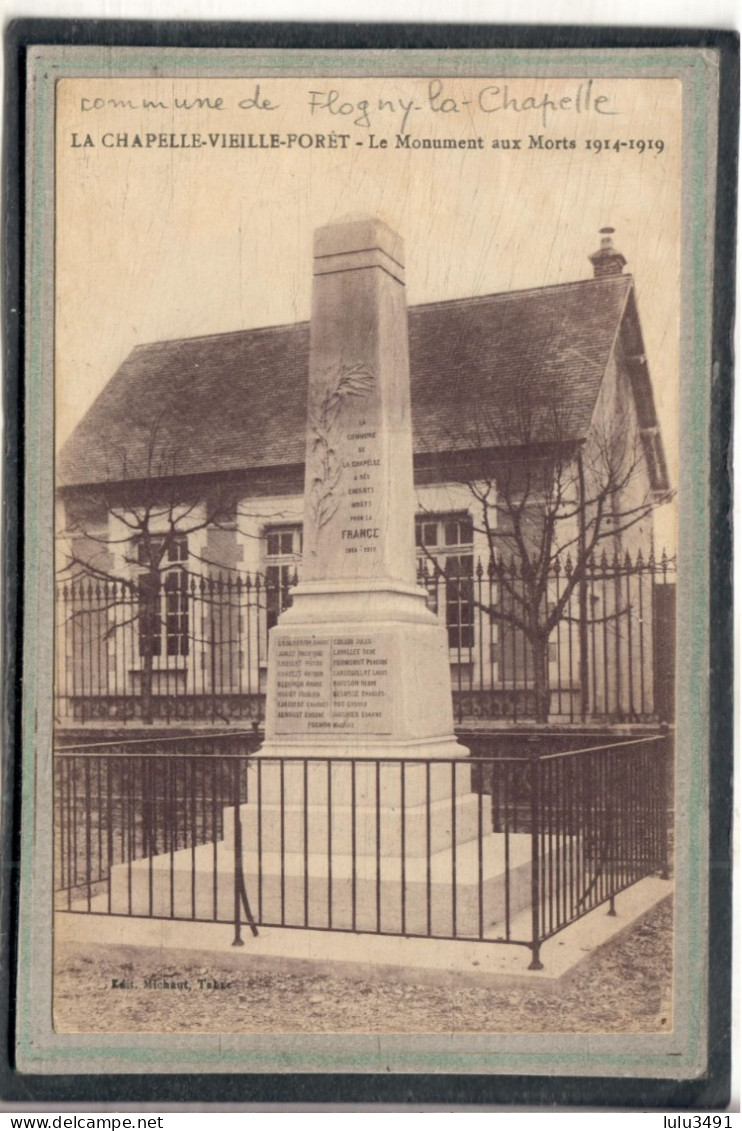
top-left (263, 523), bottom-right (303, 632)
top-left (135, 533), bottom-right (190, 664)
top-left (415, 512), bottom-right (475, 652)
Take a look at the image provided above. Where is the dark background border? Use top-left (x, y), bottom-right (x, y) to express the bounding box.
top-left (2, 18), bottom-right (737, 1109)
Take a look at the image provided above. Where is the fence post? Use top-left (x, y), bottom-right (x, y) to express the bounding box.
top-left (577, 451), bottom-right (589, 723)
top-left (659, 729), bottom-right (672, 880)
top-left (232, 758), bottom-right (258, 946)
top-left (603, 746), bottom-right (617, 917)
top-left (232, 758), bottom-right (245, 945)
top-left (528, 749), bottom-right (544, 970)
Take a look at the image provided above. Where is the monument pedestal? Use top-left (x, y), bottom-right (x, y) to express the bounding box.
top-left (261, 581), bottom-right (463, 761)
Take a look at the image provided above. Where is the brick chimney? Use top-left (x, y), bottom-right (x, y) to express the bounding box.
top-left (589, 227), bottom-right (627, 278)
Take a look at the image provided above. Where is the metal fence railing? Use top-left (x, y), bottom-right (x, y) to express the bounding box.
top-left (54, 734), bottom-right (671, 968)
top-left (55, 551), bottom-right (676, 727)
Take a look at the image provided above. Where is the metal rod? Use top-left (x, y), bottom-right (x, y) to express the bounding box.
top-left (351, 760), bottom-right (357, 932)
top-left (304, 758), bottom-right (310, 928)
top-left (400, 762), bottom-right (406, 936)
top-left (280, 758), bottom-right (286, 927)
top-left (426, 761), bottom-right (432, 937)
top-left (327, 759), bottom-right (333, 930)
top-left (529, 751), bottom-right (544, 969)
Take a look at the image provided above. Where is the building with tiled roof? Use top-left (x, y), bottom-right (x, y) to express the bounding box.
top-left (59, 263), bottom-right (668, 498)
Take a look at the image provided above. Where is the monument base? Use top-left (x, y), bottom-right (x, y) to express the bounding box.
top-left (253, 580), bottom-right (477, 933)
top-left (259, 736), bottom-right (466, 761)
top-left (264, 584), bottom-right (467, 760)
top-left (108, 831), bottom-right (536, 939)
top-left (107, 752), bottom-right (541, 940)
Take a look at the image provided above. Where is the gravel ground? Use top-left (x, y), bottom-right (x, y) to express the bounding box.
top-left (54, 897), bottom-right (673, 1035)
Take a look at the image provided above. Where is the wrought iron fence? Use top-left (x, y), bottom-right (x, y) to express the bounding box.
top-left (54, 734), bottom-right (671, 968)
top-left (55, 551), bottom-right (676, 726)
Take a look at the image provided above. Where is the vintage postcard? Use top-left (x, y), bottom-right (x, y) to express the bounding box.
top-left (13, 39), bottom-right (729, 1086)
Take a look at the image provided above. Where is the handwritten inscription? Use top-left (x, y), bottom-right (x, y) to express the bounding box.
top-left (79, 85), bottom-right (277, 114)
top-left (75, 79), bottom-right (620, 133)
top-left (274, 636), bottom-right (391, 735)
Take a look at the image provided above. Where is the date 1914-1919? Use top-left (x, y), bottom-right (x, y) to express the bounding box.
top-left (587, 138), bottom-right (665, 153)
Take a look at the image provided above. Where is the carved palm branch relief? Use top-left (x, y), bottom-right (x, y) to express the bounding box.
top-left (309, 363), bottom-right (375, 530)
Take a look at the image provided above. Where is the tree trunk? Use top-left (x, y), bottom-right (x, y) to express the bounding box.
top-left (579, 574), bottom-right (589, 721)
top-left (531, 633), bottom-right (551, 723)
top-left (139, 575), bottom-right (157, 725)
top-left (140, 641), bottom-right (154, 725)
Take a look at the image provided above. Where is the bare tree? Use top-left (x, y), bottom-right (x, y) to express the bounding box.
top-left (423, 378), bottom-right (673, 722)
top-left (57, 419), bottom-right (289, 724)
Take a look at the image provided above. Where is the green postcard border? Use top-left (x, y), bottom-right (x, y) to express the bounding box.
top-left (16, 44), bottom-right (717, 1080)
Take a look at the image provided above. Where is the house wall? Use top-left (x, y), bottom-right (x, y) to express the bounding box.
top-left (56, 495), bottom-right (117, 701)
top-left (584, 339), bottom-right (656, 558)
top-left (56, 479), bottom-right (509, 712)
top-left (57, 439), bottom-right (661, 723)
top-left (582, 343), bottom-right (656, 718)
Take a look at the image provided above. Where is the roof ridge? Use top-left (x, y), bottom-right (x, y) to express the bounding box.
top-left (130, 274), bottom-right (634, 353)
top-left (409, 273), bottom-right (633, 314)
top-left (132, 317), bottom-right (311, 352)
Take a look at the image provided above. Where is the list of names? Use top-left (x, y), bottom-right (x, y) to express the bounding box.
top-left (273, 634), bottom-right (392, 735)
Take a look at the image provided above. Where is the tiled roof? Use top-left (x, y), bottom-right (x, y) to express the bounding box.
top-left (59, 274), bottom-right (640, 488)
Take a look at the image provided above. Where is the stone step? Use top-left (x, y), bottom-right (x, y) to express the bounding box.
top-left (243, 757), bottom-right (472, 808)
top-left (222, 792), bottom-right (488, 857)
top-left (108, 831), bottom-right (536, 938)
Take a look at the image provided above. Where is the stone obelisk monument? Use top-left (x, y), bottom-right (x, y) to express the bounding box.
top-left (260, 216), bottom-right (464, 761)
top-left (109, 220), bottom-right (533, 937)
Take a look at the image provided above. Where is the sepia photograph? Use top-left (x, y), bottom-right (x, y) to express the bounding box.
top-left (13, 42), bottom-right (725, 1081)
